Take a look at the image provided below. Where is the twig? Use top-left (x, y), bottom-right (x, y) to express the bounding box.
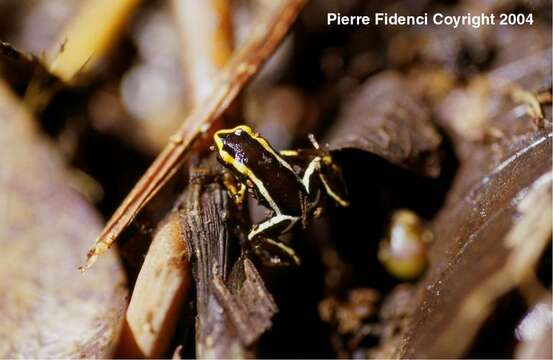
top-left (116, 212), bottom-right (191, 358)
top-left (47, 0), bottom-right (141, 82)
top-left (82, 0), bottom-right (307, 270)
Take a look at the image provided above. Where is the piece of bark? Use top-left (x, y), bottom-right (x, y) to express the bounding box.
top-left (83, 0), bottom-right (307, 270)
top-left (117, 212), bottom-right (191, 358)
top-left (178, 161), bottom-right (277, 358)
top-left (179, 168), bottom-right (245, 358)
top-left (326, 71), bottom-right (443, 177)
top-left (0, 79), bottom-right (127, 357)
top-left (212, 257), bottom-right (278, 346)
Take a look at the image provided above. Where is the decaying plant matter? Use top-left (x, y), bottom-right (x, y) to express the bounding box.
top-left (177, 160), bottom-right (277, 357)
top-left (0, 79), bottom-right (127, 358)
top-left (0, 0), bottom-right (551, 358)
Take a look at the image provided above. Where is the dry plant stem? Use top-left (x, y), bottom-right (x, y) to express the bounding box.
top-left (172, 0), bottom-right (234, 103)
top-left (116, 213), bottom-right (191, 358)
top-left (47, 0), bottom-right (141, 82)
top-left (83, 0), bottom-right (307, 270)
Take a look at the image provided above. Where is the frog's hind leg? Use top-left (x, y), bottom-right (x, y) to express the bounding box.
top-left (247, 214), bottom-right (298, 241)
top-left (318, 162), bottom-right (350, 207)
top-left (253, 237), bottom-right (301, 266)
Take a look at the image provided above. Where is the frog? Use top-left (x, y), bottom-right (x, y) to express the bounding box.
top-left (213, 125), bottom-right (349, 264)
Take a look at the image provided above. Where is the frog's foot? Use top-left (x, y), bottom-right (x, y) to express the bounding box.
top-left (253, 237), bottom-right (301, 266)
top-left (247, 214), bottom-right (298, 241)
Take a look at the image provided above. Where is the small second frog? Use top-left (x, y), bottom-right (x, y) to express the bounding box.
top-left (213, 125), bottom-right (349, 264)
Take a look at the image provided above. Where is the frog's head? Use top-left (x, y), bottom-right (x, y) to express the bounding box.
top-left (213, 125), bottom-right (265, 179)
top-left (213, 125), bottom-right (254, 163)
top-left (214, 124), bottom-right (253, 151)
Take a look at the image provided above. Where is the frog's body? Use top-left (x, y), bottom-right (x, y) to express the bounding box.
top-left (214, 125), bottom-right (349, 264)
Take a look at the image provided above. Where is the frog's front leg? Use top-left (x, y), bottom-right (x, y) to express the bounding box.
top-left (223, 171), bottom-right (247, 205)
top-left (302, 156), bottom-right (322, 195)
top-left (247, 214), bottom-right (299, 241)
top-left (248, 214), bottom-right (301, 265)
top-left (303, 156), bottom-right (350, 208)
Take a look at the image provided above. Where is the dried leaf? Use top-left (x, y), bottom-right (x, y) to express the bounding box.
top-left (395, 50), bottom-right (552, 357)
top-left (326, 71), bottom-right (443, 177)
top-left (398, 165), bottom-right (551, 358)
top-left (0, 80), bottom-right (127, 358)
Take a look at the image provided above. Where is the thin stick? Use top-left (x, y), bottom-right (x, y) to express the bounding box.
top-left (81, 0), bottom-right (307, 271)
top-left (47, 0), bottom-right (141, 82)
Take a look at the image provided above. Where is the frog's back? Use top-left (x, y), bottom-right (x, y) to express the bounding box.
top-left (214, 126), bottom-right (305, 216)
